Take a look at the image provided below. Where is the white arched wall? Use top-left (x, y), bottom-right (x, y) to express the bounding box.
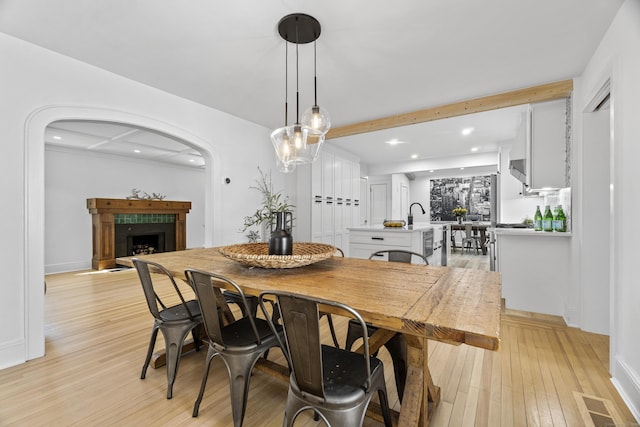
top-left (24, 105), bottom-right (222, 360)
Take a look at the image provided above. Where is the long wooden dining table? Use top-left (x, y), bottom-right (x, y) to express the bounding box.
top-left (117, 246), bottom-right (501, 427)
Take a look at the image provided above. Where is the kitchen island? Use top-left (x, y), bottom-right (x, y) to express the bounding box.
top-left (348, 223), bottom-right (443, 265)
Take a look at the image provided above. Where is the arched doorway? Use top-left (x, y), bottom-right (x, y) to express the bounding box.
top-left (44, 120), bottom-right (208, 273)
top-left (24, 106), bottom-right (221, 361)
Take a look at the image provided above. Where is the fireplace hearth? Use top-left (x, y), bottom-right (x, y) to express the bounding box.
top-left (115, 222), bottom-right (175, 257)
top-left (87, 198), bottom-right (191, 270)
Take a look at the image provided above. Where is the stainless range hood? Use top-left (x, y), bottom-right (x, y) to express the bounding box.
top-left (508, 108), bottom-right (531, 186)
top-left (509, 158), bottom-right (526, 183)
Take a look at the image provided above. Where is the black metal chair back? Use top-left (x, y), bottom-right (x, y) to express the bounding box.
top-left (132, 258), bottom-right (202, 399)
top-left (260, 290), bottom-right (392, 427)
top-left (369, 249), bottom-right (429, 264)
top-left (186, 269), bottom-right (282, 427)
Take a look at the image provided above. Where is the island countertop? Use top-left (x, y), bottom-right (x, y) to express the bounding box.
top-left (348, 223), bottom-right (434, 233)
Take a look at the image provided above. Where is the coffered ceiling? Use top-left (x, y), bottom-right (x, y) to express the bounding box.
top-left (1, 1), bottom-right (624, 167)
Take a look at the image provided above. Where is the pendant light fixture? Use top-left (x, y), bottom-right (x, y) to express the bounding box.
top-left (271, 13), bottom-right (330, 173)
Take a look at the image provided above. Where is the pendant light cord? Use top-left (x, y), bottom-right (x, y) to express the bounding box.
top-left (295, 17), bottom-right (300, 124)
top-left (284, 42), bottom-right (288, 127)
top-left (313, 41), bottom-right (318, 106)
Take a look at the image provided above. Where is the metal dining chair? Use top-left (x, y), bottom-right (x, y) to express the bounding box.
top-left (259, 290), bottom-right (393, 427)
top-left (186, 269), bottom-right (282, 427)
top-left (133, 258), bottom-right (203, 399)
top-left (368, 249), bottom-right (429, 264)
top-left (463, 223), bottom-right (481, 254)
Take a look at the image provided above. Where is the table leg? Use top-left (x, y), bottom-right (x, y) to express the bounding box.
top-left (399, 336), bottom-right (441, 427)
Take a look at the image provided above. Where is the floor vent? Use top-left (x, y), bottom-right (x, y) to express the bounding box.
top-left (573, 391), bottom-right (630, 427)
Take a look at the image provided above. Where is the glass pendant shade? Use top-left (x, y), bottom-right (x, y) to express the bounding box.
top-left (271, 124), bottom-right (324, 171)
top-left (301, 104), bottom-right (331, 135)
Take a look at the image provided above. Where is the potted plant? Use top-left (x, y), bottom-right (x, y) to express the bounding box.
top-left (452, 207), bottom-right (467, 223)
top-left (241, 167), bottom-right (295, 241)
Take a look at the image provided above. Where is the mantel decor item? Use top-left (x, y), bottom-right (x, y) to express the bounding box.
top-left (271, 13), bottom-right (331, 173)
top-left (220, 242), bottom-right (335, 269)
top-left (126, 188), bottom-right (166, 200)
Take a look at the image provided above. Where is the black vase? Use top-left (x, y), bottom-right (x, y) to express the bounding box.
top-left (269, 211), bottom-right (293, 255)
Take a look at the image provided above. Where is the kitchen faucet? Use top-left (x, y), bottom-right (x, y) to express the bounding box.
top-left (408, 202), bottom-right (426, 226)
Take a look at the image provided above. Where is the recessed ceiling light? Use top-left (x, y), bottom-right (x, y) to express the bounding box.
top-left (470, 147), bottom-right (479, 152)
top-left (460, 167), bottom-right (465, 170)
top-left (411, 154), bottom-right (418, 159)
top-left (133, 149), bottom-right (141, 153)
top-left (429, 170), bottom-right (435, 173)
top-left (52, 135), bottom-right (62, 140)
top-left (462, 127), bottom-right (474, 136)
top-left (384, 138), bottom-right (406, 145)
top-left (189, 159), bottom-right (195, 162)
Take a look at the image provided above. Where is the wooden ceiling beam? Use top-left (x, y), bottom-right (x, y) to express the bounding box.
top-left (325, 79), bottom-right (573, 140)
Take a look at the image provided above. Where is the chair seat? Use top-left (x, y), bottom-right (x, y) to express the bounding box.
top-left (218, 317), bottom-right (278, 348)
top-left (159, 300), bottom-right (202, 322)
top-left (319, 345), bottom-right (384, 404)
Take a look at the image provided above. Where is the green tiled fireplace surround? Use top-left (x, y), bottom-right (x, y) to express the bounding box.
top-left (114, 213), bottom-right (176, 224)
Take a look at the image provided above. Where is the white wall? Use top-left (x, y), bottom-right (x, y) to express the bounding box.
top-left (573, 0), bottom-right (640, 418)
top-left (45, 146), bottom-right (207, 274)
top-left (0, 32), bottom-right (289, 369)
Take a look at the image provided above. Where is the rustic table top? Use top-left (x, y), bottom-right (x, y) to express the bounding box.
top-left (118, 246), bottom-right (501, 351)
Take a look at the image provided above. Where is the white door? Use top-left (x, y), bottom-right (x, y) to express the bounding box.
top-left (400, 183), bottom-right (409, 221)
top-left (370, 183), bottom-right (388, 226)
top-left (358, 176), bottom-right (367, 226)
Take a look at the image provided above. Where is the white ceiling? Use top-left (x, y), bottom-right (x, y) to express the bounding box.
top-left (45, 121), bottom-right (205, 168)
top-left (1, 0), bottom-right (624, 168)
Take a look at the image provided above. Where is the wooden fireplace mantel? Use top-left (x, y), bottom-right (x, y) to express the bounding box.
top-left (87, 198), bottom-right (191, 270)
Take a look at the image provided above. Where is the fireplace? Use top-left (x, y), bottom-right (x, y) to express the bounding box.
top-left (87, 198), bottom-right (191, 270)
top-left (114, 221), bottom-right (176, 257)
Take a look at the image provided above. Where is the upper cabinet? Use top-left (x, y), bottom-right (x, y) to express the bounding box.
top-left (530, 99), bottom-right (568, 190)
top-left (509, 98), bottom-right (569, 191)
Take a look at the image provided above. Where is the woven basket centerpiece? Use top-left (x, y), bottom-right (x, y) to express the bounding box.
top-left (219, 242), bottom-right (336, 269)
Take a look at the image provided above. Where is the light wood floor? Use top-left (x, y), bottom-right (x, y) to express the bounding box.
top-left (0, 253), bottom-right (636, 426)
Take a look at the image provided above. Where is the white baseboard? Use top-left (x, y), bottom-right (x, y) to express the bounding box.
top-left (563, 303), bottom-right (580, 328)
top-left (45, 260), bottom-right (91, 275)
top-left (612, 357), bottom-right (640, 422)
top-left (0, 338), bottom-right (28, 370)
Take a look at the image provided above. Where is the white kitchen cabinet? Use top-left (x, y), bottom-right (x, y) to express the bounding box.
top-left (296, 148), bottom-right (361, 256)
top-left (348, 227), bottom-right (428, 264)
top-left (495, 229), bottom-right (571, 316)
top-left (529, 99), bottom-right (567, 190)
top-left (508, 99), bottom-right (568, 192)
top-left (322, 152), bottom-right (335, 200)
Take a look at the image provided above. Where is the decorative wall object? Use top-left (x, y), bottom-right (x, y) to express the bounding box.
top-left (430, 175), bottom-right (492, 221)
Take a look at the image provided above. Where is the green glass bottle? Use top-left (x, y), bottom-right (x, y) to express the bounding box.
top-left (555, 205), bottom-right (566, 232)
top-left (542, 205), bottom-right (553, 232)
top-left (534, 205), bottom-right (543, 231)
